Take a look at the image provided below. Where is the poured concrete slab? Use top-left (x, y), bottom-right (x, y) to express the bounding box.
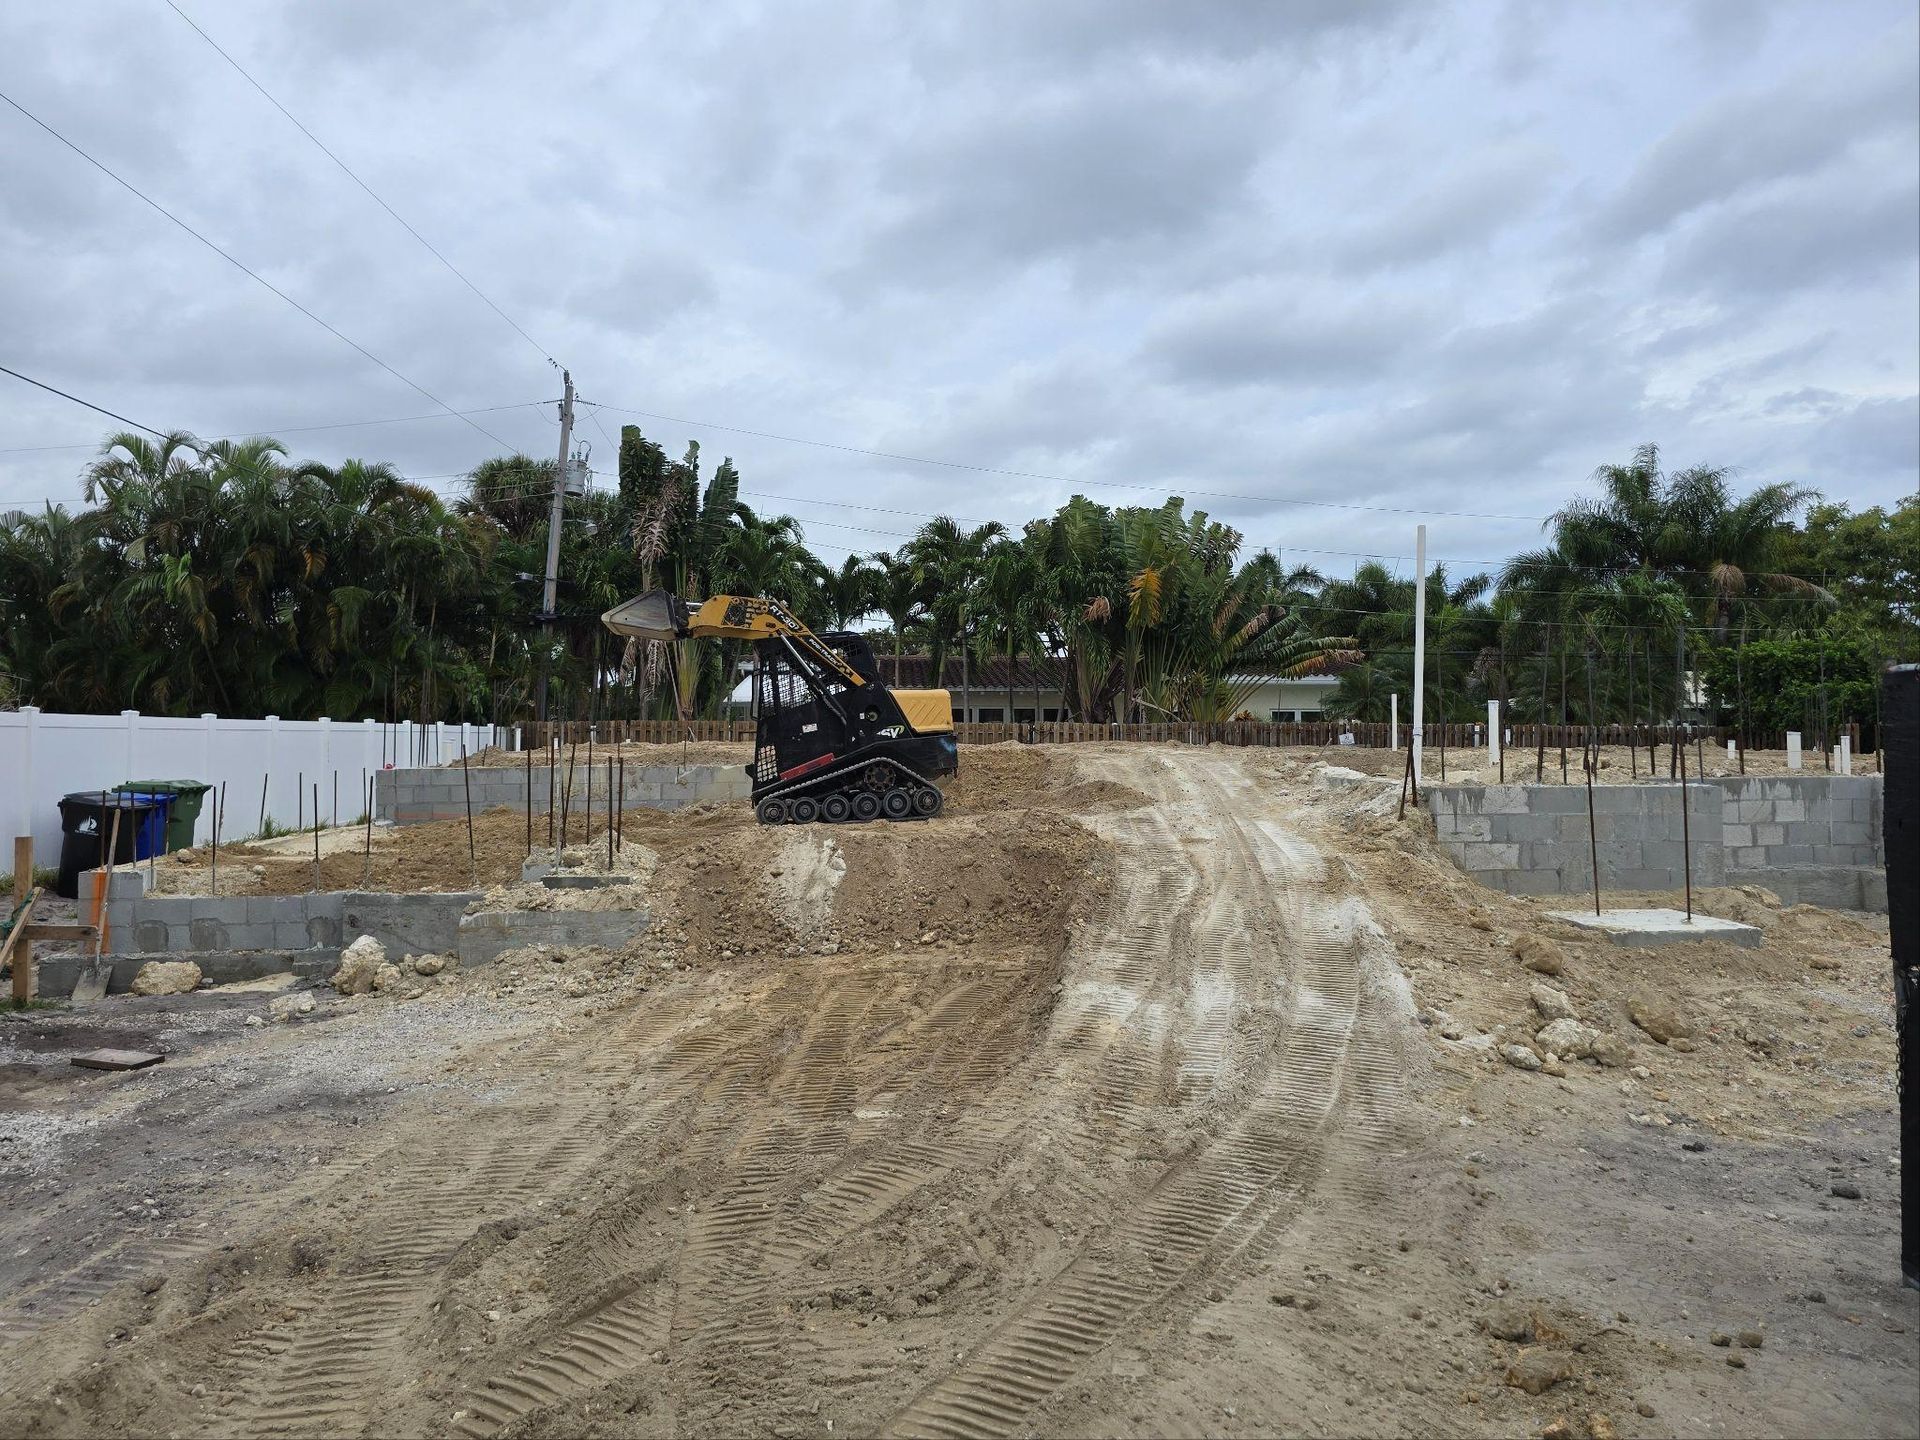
top-left (71, 1048), bottom-right (164, 1071)
top-left (1546, 907), bottom-right (1761, 948)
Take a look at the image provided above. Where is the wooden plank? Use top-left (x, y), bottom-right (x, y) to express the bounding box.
top-left (21, 923), bottom-right (98, 942)
top-left (5, 886), bottom-right (40, 1004)
top-left (71, 1049), bottom-right (164, 1072)
top-left (12, 836), bottom-right (28, 907)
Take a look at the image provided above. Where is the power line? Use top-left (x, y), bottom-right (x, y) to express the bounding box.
top-left (164, 1), bottom-right (558, 370)
top-left (0, 400), bottom-right (552, 456)
top-left (584, 401), bottom-right (1549, 523)
top-left (0, 363), bottom-right (165, 440)
top-left (0, 87), bottom-right (515, 453)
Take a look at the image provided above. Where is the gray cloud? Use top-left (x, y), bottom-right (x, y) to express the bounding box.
top-left (0, 0), bottom-right (1912, 574)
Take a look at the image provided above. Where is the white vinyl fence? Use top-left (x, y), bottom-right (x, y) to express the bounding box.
top-left (2, 708), bottom-right (514, 863)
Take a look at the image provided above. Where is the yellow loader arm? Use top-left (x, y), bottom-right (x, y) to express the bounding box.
top-left (602, 591), bottom-right (866, 689)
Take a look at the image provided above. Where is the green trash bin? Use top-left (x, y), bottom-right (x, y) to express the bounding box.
top-left (113, 780), bottom-right (213, 853)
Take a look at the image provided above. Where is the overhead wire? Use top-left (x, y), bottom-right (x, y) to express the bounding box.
top-left (0, 363), bottom-right (165, 441)
top-left (0, 401), bottom-right (552, 456)
top-left (0, 87), bottom-right (516, 452)
top-left (164, 0), bottom-right (558, 370)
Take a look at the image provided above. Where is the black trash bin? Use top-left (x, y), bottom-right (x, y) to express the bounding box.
top-left (54, 792), bottom-right (157, 900)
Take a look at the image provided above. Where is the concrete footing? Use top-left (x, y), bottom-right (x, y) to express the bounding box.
top-left (1546, 908), bottom-right (1762, 948)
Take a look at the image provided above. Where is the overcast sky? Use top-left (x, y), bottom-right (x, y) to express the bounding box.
top-left (2, 0), bottom-right (1915, 581)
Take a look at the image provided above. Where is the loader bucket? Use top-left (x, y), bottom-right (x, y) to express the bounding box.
top-left (601, 590), bottom-right (689, 641)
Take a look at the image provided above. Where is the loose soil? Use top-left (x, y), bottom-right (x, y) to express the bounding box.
top-left (1, 744), bottom-right (1910, 1439)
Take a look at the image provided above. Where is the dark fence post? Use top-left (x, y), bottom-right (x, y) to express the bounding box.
top-left (1881, 663), bottom-right (1917, 1290)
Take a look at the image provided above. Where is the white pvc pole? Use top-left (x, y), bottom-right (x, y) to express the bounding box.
top-left (1411, 525), bottom-right (1427, 779)
top-left (1390, 693), bottom-right (1399, 750)
top-left (1487, 699), bottom-right (1500, 768)
top-left (1787, 731), bottom-right (1802, 770)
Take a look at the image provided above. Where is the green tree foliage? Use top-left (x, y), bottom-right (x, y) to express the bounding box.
top-left (3, 432), bottom-right (1911, 734)
top-left (1699, 624), bottom-right (1884, 736)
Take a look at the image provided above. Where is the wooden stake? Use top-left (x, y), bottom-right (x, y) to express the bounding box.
top-left (10, 836), bottom-right (33, 1004)
top-left (92, 804), bottom-right (123, 960)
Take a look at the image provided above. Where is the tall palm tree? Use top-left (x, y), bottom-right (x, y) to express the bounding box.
top-left (869, 551), bottom-right (925, 686)
top-left (906, 516), bottom-right (1005, 718)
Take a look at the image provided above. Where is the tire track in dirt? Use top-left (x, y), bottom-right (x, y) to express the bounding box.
top-left (886, 759), bottom-right (1407, 1440)
top-left (207, 997), bottom-right (802, 1437)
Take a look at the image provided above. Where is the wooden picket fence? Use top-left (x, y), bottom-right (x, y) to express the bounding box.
top-left (516, 717), bottom-right (1844, 752)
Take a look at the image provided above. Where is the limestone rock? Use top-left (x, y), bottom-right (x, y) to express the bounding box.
top-left (1589, 1414), bottom-right (1619, 1440)
top-left (1530, 983), bottom-right (1577, 1021)
top-left (1535, 1018), bottom-right (1600, 1060)
top-left (1512, 934), bottom-right (1565, 976)
top-left (130, 960), bottom-right (202, 997)
top-left (269, 992), bottom-right (316, 1021)
top-left (243, 1014), bottom-right (264, 1028)
top-left (1487, 1303), bottom-right (1535, 1342)
top-left (1504, 1347), bottom-right (1571, 1395)
top-left (412, 953), bottom-right (447, 976)
top-left (560, 973), bottom-right (591, 998)
top-left (331, 935), bottom-right (385, 995)
top-left (372, 963), bottom-right (402, 992)
top-left (1629, 998), bottom-right (1694, 1045)
top-left (1502, 1043), bottom-right (1543, 1072)
top-left (1589, 1032), bottom-right (1635, 1068)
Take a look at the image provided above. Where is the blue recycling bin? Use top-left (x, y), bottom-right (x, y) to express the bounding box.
top-left (111, 790), bottom-right (175, 860)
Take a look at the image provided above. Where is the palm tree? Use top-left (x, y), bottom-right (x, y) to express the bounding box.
top-left (1546, 443), bottom-right (1828, 639)
top-left (869, 551), bottom-right (925, 686)
top-left (809, 552), bottom-right (880, 631)
top-left (906, 517), bottom-right (1005, 719)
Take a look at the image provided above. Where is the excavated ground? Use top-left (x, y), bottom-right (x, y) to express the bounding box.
top-left (0, 744), bottom-right (1911, 1440)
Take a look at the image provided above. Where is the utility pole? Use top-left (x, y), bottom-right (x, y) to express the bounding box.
top-left (535, 370), bottom-right (574, 722)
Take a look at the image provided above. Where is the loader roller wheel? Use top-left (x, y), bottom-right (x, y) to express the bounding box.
top-left (882, 788), bottom-right (912, 820)
top-left (822, 792), bottom-right (852, 824)
top-left (912, 786), bottom-right (942, 818)
top-left (851, 791), bottom-right (881, 822)
top-left (861, 763), bottom-right (892, 792)
top-left (756, 797), bottom-right (788, 825)
top-left (790, 796), bottom-right (819, 824)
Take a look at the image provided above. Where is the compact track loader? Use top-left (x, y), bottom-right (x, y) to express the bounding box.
top-left (602, 591), bottom-right (957, 823)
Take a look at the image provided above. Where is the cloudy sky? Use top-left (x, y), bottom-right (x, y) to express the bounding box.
top-left (2, 0), bottom-right (1914, 581)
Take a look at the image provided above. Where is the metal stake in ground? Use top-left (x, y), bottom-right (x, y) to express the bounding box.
top-left (460, 743), bottom-right (477, 890)
top-left (1584, 730), bottom-right (1601, 916)
top-left (297, 771), bottom-right (304, 833)
top-left (259, 772), bottom-right (269, 838)
top-left (524, 745), bottom-right (533, 860)
top-left (607, 758), bottom-right (615, 870)
top-left (312, 783), bottom-right (321, 892)
top-left (364, 774), bottom-right (375, 889)
top-left (211, 782), bottom-right (221, 896)
top-left (1677, 727), bottom-right (1693, 922)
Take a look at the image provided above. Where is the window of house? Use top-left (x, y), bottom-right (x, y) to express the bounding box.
top-left (1013, 708), bottom-right (1035, 723)
top-left (1043, 707), bottom-right (1065, 722)
top-left (1270, 709), bottom-right (1295, 722)
top-left (1298, 709), bottom-right (1324, 722)
top-left (975, 707), bottom-right (1005, 723)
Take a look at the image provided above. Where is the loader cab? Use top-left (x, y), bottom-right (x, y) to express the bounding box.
top-left (747, 644), bottom-right (853, 786)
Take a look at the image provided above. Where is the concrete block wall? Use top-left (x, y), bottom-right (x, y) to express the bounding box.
top-left (455, 908), bottom-right (652, 967)
top-left (99, 868), bottom-right (477, 957)
top-left (374, 763), bottom-right (753, 825)
top-left (1712, 775), bottom-right (1882, 870)
top-left (1428, 775), bottom-right (1886, 910)
top-left (1429, 782), bottom-right (1725, 897)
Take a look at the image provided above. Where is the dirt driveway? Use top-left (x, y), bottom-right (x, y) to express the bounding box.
top-left (0, 745), bottom-right (1911, 1438)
